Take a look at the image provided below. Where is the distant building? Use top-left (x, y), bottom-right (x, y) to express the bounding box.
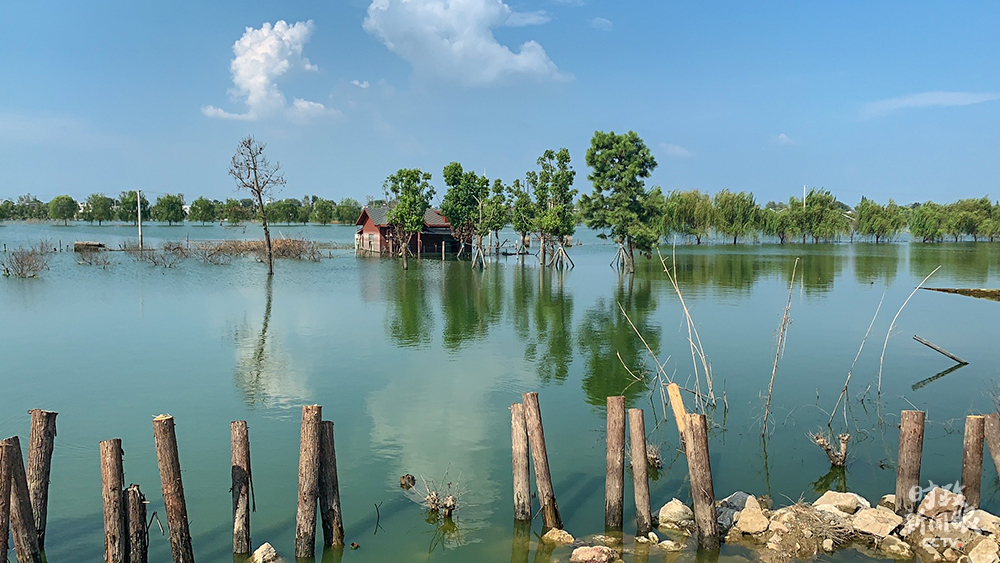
top-left (355, 206), bottom-right (459, 255)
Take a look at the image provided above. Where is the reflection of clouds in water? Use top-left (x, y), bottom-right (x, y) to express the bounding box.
top-left (367, 349), bottom-right (532, 536)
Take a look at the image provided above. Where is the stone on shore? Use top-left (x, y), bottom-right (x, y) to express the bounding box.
top-left (917, 487), bottom-right (966, 520)
top-left (813, 491), bottom-right (870, 514)
top-left (658, 539), bottom-right (685, 551)
top-left (717, 492), bottom-right (751, 532)
top-left (968, 538), bottom-right (1000, 563)
top-left (735, 495), bottom-right (769, 535)
top-left (853, 508), bottom-right (903, 539)
top-left (542, 528), bottom-right (574, 545)
top-left (965, 510), bottom-right (1000, 535)
top-left (250, 543), bottom-right (282, 563)
top-left (878, 494), bottom-right (897, 512)
top-left (570, 546), bottom-right (617, 563)
top-left (879, 535), bottom-right (913, 559)
top-left (657, 498), bottom-right (694, 530)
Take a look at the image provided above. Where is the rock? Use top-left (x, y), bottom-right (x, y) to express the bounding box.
top-left (570, 546), bottom-right (617, 563)
top-left (647, 532), bottom-right (659, 544)
top-left (879, 535), bottom-right (913, 559)
top-left (591, 534), bottom-right (622, 546)
top-left (813, 503), bottom-right (851, 519)
top-left (657, 499), bottom-right (694, 529)
top-left (717, 492), bottom-right (752, 532)
top-left (943, 547), bottom-right (960, 562)
top-left (918, 487), bottom-right (966, 520)
top-left (768, 520), bottom-right (789, 533)
top-left (965, 510), bottom-right (1000, 535)
top-left (878, 494), bottom-right (897, 512)
top-left (968, 538), bottom-right (1000, 563)
top-left (657, 540), bottom-right (684, 551)
top-left (250, 543), bottom-right (282, 563)
top-left (735, 496), bottom-right (769, 535)
top-left (542, 528), bottom-right (574, 545)
top-left (813, 491), bottom-right (870, 514)
top-left (635, 536), bottom-right (650, 544)
top-left (853, 508), bottom-right (903, 539)
top-left (822, 538), bottom-right (834, 552)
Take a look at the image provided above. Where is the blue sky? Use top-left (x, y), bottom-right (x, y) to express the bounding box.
top-left (1, 1), bottom-right (997, 205)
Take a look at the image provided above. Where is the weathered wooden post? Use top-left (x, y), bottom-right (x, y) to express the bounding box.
top-left (962, 415), bottom-right (985, 508)
top-left (629, 408), bottom-right (652, 536)
top-left (666, 383), bottom-right (687, 443)
top-left (319, 420), bottom-right (345, 548)
top-left (684, 414), bottom-right (718, 549)
top-left (0, 442), bottom-right (13, 563)
top-left (231, 420), bottom-right (252, 555)
top-left (510, 403), bottom-right (531, 522)
top-left (895, 410), bottom-right (925, 516)
top-left (1, 436), bottom-right (42, 563)
top-left (26, 409), bottom-right (57, 549)
top-left (152, 415), bottom-right (195, 563)
top-left (100, 439), bottom-right (126, 563)
top-left (983, 413), bottom-right (1000, 477)
top-left (522, 392), bottom-right (562, 530)
top-left (605, 396), bottom-right (626, 530)
top-left (295, 405), bottom-right (322, 558)
top-left (124, 484), bottom-right (148, 563)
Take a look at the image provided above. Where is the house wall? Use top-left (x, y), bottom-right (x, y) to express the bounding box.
top-left (359, 217), bottom-right (383, 253)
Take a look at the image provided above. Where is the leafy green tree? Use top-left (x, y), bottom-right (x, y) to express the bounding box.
top-left (384, 168), bottom-right (435, 270)
top-left (909, 202), bottom-right (946, 242)
top-left (0, 200), bottom-right (11, 221)
top-left (266, 199), bottom-right (300, 225)
top-left (81, 193), bottom-right (115, 225)
top-left (529, 148), bottom-right (577, 261)
top-left (223, 198), bottom-right (248, 224)
top-left (712, 189), bottom-right (760, 244)
top-left (787, 189), bottom-right (849, 243)
top-left (761, 207), bottom-right (798, 244)
top-left (335, 198), bottom-right (361, 223)
top-left (117, 191), bottom-right (150, 223)
top-left (311, 199), bottom-right (335, 224)
top-left (580, 130), bottom-right (659, 272)
top-left (48, 195), bottom-right (78, 225)
top-left (664, 190), bottom-right (714, 244)
top-left (440, 162), bottom-right (489, 254)
top-left (188, 197), bottom-right (217, 224)
top-left (151, 194), bottom-right (186, 225)
top-left (481, 179), bottom-right (510, 253)
top-left (855, 197), bottom-right (906, 243)
top-left (509, 179), bottom-right (535, 251)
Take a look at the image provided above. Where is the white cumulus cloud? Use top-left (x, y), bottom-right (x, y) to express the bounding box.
top-left (202, 20), bottom-right (333, 121)
top-left (862, 91), bottom-right (999, 118)
top-left (351, 79), bottom-right (370, 88)
top-left (774, 133), bottom-right (795, 145)
top-left (363, 0), bottom-right (568, 87)
top-left (660, 142), bottom-right (694, 158)
top-left (591, 17), bottom-right (613, 31)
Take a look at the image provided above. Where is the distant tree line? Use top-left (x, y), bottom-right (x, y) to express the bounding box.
top-left (0, 192), bottom-right (363, 226)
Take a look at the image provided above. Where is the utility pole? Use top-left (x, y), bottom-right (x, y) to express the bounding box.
top-left (803, 185), bottom-right (806, 209)
top-left (137, 189), bottom-right (143, 250)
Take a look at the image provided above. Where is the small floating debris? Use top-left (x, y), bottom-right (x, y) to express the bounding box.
top-left (73, 241), bottom-right (106, 252)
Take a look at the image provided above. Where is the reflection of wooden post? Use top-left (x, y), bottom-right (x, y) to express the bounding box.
top-left (983, 414), bottom-right (1000, 480)
top-left (152, 415), bottom-right (195, 563)
top-left (896, 410), bottom-right (925, 516)
top-left (522, 392), bottom-right (562, 529)
top-left (124, 484), bottom-right (148, 563)
top-left (231, 421), bottom-right (251, 555)
top-left (962, 415), bottom-right (985, 508)
top-left (1, 442), bottom-right (14, 563)
top-left (26, 409), bottom-right (57, 549)
top-left (511, 520), bottom-right (531, 563)
top-left (510, 403), bottom-right (532, 522)
top-left (1, 436), bottom-right (42, 563)
top-left (684, 414), bottom-right (718, 550)
top-left (319, 421), bottom-right (344, 547)
top-left (100, 439), bottom-right (126, 563)
top-left (629, 408), bottom-right (652, 536)
top-left (296, 405), bottom-right (322, 558)
top-left (605, 396), bottom-right (626, 530)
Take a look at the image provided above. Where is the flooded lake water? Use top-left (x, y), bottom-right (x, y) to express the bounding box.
top-left (1, 222), bottom-right (999, 562)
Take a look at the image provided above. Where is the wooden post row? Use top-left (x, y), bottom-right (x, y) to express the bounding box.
top-left (895, 410), bottom-right (925, 516)
top-left (153, 415), bottom-right (195, 563)
top-left (522, 392), bottom-right (562, 530)
top-left (295, 405), bottom-right (322, 558)
top-left (124, 484), bottom-right (148, 563)
top-left (100, 439), bottom-right (126, 563)
top-left (962, 415), bottom-right (984, 509)
top-left (231, 421), bottom-right (252, 555)
top-left (605, 396), bottom-right (625, 530)
top-left (511, 403), bottom-right (531, 522)
top-left (26, 409), bottom-right (57, 549)
top-left (319, 420), bottom-right (345, 548)
top-left (684, 413), bottom-right (718, 550)
top-left (0, 436), bottom-right (43, 563)
top-left (1, 441), bottom-right (14, 563)
top-left (629, 408), bottom-right (652, 537)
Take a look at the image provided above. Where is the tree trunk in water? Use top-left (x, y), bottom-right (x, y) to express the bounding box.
top-left (540, 236), bottom-right (546, 267)
top-left (27, 409), bottom-right (57, 549)
top-left (257, 194), bottom-right (274, 276)
top-left (100, 439), bottom-right (126, 563)
top-left (152, 415), bottom-right (195, 563)
top-left (231, 421), bottom-right (251, 555)
top-left (627, 238), bottom-right (635, 274)
top-left (295, 405), bottom-right (322, 559)
top-left (1, 442), bottom-right (15, 563)
top-left (604, 396), bottom-right (625, 530)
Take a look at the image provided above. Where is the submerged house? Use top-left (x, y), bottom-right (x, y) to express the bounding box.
top-left (355, 206), bottom-right (460, 255)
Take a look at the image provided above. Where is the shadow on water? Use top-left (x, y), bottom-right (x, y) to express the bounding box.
top-left (811, 465), bottom-right (848, 494)
top-left (234, 275), bottom-right (276, 406)
top-left (912, 363), bottom-right (967, 391)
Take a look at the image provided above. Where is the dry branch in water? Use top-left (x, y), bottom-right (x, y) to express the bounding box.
top-left (877, 266), bottom-right (941, 394)
top-left (809, 432), bottom-right (850, 467)
top-left (763, 257), bottom-right (799, 438)
top-left (2, 246), bottom-right (50, 278)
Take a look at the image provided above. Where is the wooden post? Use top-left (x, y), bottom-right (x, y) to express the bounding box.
top-left (0, 436), bottom-right (42, 563)
top-left (667, 383), bottom-right (687, 441)
top-left (510, 403), bottom-right (531, 522)
top-left (152, 415), bottom-right (195, 563)
top-left (318, 420), bottom-right (344, 548)
top-left (0, 442), bottom-right (13, 563)
top-left (895, 410), bottom-right (926, 516)
top-left (295, 405), bottom-right (322, 559)
top-left (100, 439), bottom-right (126, 563)
top-left (684, 414), bottom-right (718, 550)
top-left (605, 397), bottom-right (626, 529)
top-left (983, 413), bottom-right (1000, 478)
top-left (231, 421), bottom-right (251, 555)
top-left (962, 415), bottom-right (985, 508)
top-left (124, 484), bottom-right (148, 563)
top-left (629, 408), bottom-right (652, 536)
top-left (522, 392), bottom-right (562, 529)
top-left (26, 409), bottom-right (57, 549)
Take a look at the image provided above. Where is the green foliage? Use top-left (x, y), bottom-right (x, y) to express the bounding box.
top-left (761, 207), bottom-right (798, 244)
top-left (151, 193), bottom-right (186, 225)
top-left (311, 198), bottom-right (335, 224)
top-left (712, 189), bottom-right (759, 244)
top-left (48, 195), bottom-right (78, 225)
top-left (188, 197), bottom-right (217, 224)
top-left (480, 178), bottom-right (510, 238)
top-left (528, 148), bottom-right (577, 243)
top-left (664, 190), bottom-right (714, 244)
top-left (0, 200), bottom-right (10, 221)
top-left (265, 199), bottom-right (301, 225)
top-left (580, 130), bottom-right (659, 269)
top-left (117, 191), bottom-right (150, 223)
top-left (335, 198), bottom-right (361, 223)
top-left (440, 162), bottom-right (489, 246)
top-left (509, 179), bottom-right (535, 238)
top-left (223, 198), bottom-right (248, 224)
top-left (909, 202), bottom-right (946, 242)
top-left (855, 197), bottom-right (906, 243)
top-left (81, 193), bottom-right (115, 225)
top-left (384, 168), bottom-right (435, 269)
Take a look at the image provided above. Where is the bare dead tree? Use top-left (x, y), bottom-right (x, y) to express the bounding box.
top-left (229, 135), bottom-right (286, 276)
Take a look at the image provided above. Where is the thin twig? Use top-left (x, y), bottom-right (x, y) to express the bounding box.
top-left (828, 293), bottom-right (885, 429)
top-left (763, 257), bottom-right (799, 438)
top-left (877, 266), bottom-right (941, 394)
